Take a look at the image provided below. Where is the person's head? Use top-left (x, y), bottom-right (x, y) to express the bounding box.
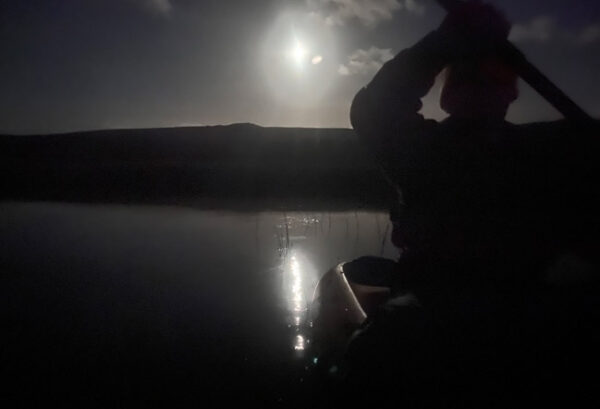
top-left (440, 56), bottom-right (519, 120)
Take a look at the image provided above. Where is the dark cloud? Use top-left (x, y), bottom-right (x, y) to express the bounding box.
top-left (510, 15), bottom-right (600, 46)
top-left (133, 0), bottom-right (173, 15)
top-left (577, 24), bottom-right (600, 44)
top-left (510, 16), bottom-right (556, 43)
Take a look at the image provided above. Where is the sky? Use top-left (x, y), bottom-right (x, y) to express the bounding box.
top-left (1, 0), bottom-right (599, 134)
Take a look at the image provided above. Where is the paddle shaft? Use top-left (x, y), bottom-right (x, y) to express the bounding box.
top-left (435, 0), bottom-right (592, 123)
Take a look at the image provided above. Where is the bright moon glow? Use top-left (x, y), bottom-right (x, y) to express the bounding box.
top-left (260, 11), bottom-right (338, 107)
top-left (290, 40), bottom-right (308, 66)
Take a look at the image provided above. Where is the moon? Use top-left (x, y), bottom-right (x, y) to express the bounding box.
top-left (260, 10), bottom-right (340, 106)
top-left (289, 40), bottom-right (308, 66)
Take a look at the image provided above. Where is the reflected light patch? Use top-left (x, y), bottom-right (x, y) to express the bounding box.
top-left (282, 248), bottom-right (318, 351)
top-left (290, 256), bottom-right (304, 313)
top-left (294, 335), bottom-right (305, 351)
top-left (311, 55), bottom-right (323, 65)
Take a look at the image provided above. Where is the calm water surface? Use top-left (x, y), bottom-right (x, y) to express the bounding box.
top-left (1, 202), bottom-right (397, 406)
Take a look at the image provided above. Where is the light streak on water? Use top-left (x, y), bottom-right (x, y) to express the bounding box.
top-left (282, 247), bottom-right (318, 352)
top-left (274, 212), bottom-right (397, 352)
top-left (294, 335), bottom-right (305, 351)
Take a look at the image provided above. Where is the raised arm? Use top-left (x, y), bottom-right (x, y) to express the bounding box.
top-left (349, 30), bottom-right (452, 185)
top-left (350, 30), bottom-right (450, 137)
top-left (350, 2), bottom-right (513, 182)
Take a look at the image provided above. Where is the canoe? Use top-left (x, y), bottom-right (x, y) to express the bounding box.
top-left (309, 262), bottom-right (391, 362)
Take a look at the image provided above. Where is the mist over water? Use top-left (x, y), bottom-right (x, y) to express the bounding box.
top-left (1, 202), bottom-right (397, 406)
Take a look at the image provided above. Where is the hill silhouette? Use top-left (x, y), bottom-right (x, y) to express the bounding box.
top-left (1, 123), bottom-right (394, 210)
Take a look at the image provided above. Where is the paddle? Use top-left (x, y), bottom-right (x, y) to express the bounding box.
top-left (435, 0), bottom-right (593, 123)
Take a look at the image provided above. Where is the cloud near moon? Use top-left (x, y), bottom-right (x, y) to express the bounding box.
top-left (306, 0), bottom-right (425, 27)
top-left (338, 46), bottom-right (394, 76)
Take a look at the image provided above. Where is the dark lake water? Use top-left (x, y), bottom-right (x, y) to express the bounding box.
top-left (1, 202), bottom-right (397, 407)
